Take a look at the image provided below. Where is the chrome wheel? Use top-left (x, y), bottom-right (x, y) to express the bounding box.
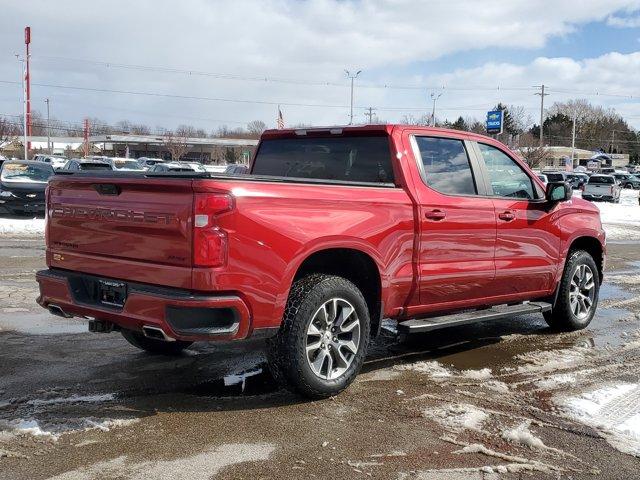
top-left (306, 298), bottom-right (361, 380)
top-left (569, 264), bottom-right (595, 320)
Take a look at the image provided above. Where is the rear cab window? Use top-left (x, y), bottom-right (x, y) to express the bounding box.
top-left (251, 135), bottom-right (394, 184)
top-left (589, 176), bottom-right (614, 184)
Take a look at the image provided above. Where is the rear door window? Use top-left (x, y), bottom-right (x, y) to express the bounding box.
top-left (413, 136), bottom-right (477, 195)
top-left (252, 136), bottom-right (394, 184)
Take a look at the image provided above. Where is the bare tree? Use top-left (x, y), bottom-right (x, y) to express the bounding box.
top-left (163, 130), bottom-right (190, 161)
top-left (517, 132), bottom-right (549, 168)
top-left (247, 120), bottom-right (267, 137)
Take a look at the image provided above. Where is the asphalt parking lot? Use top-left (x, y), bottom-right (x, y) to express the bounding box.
top-left (1, 235), bottom-right (640, 479)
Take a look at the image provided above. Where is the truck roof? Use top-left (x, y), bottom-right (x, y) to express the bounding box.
top-left (261, 124), bottom-right (496, 143)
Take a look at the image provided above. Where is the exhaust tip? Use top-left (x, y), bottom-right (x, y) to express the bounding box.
top-left (48, 304), bottom-right (73, 319)
top-left (142, 325), bottom-right (175, 342)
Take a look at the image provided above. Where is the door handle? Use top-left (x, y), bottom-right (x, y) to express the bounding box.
top-left (498, 211), bottom-right (515, 221)
top-left (425, 209), bottom-right (446, 221)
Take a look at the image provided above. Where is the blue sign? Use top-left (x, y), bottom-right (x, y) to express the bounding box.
top-left (486, 110), bottom-right (503, 134)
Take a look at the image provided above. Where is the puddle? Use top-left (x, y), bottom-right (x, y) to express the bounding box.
top-left (183, 365), bottom-right (279, 397)
top-left (600, 283), bottom-right (635, 301)
top-left (0, 312), bottom-right (87, 335)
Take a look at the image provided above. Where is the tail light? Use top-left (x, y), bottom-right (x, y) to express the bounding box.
top-left (193, 193), bottom-right (234, 267)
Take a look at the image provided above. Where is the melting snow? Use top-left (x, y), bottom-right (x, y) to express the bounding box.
top-left (501, 422), bottom-right (548, 450)
top-left (0, 217), bottom-right (45, 237)
top-left (423, 403), bottom-right (489, 432)
top-left (560, 383), bottom-right (640, 456)
top-left (394, 360), bottom-right (451, 380)
top-left (27, 393), bottom-right (115, 406)
top-left (460, 368), bottom-right (492, 380)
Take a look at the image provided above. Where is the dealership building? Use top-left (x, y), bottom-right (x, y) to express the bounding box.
top-left (1, 135), bottom-right (259, 164)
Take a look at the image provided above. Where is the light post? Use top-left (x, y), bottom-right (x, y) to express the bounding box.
top-left (16, 55), bottom-right (28, 160)
top-left (430, 92), bottom-right (443, 127)
top-left (345, 70), bottom-right (361, 125)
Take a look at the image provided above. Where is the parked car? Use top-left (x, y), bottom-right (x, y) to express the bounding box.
top-left (613, 172), bottom-right (640, 189)
top-left (536, 174), bottom-right (548, 186)
top-left (583, 174), bottom-right (621, 203)
top-left (148, 162), bottom-right (206, 173)
top-left (110, 158), bottom-right (144, 172)
top-left (32, 154), bottom-right (68, 170)
top-left (137, 157), bottom-right (165, 170)
top-left (543, 172), bottom-right (566, 183)
top-left (224, 164), bottom-right (249, 175)
top-left (566, 173), bottom-right (588, 190)
top-left (36, 124), bottom-right (605, 398)
top-left (61, 159), bottom-right (114, 172)
top-left (0, 161), bottom-right (54, 215)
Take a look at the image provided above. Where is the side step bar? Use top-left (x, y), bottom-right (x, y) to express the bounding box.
top-left (398, 302), bottom-right (552, 335)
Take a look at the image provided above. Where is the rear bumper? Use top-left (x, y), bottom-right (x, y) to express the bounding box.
top-left (35, 268), bottom-right (270, 342)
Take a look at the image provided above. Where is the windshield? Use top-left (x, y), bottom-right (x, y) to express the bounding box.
top-left (1, 163), bottom-right (54, 182)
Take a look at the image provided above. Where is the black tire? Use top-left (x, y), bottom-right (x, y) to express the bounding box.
top-left (267, 274), bottom-right (371, 399)
top-left (544, 250), bottom-right (600, 331)
top-left (121, 329), bottom-right (192, 355)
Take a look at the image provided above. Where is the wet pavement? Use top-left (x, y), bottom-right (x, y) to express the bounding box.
top-left (1, 236), bottom-right (640, 479)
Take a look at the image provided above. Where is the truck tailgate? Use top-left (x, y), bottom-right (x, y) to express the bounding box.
top-left (47, 176), bottom-right (194, 288)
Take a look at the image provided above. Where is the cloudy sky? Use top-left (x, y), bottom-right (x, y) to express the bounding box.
top-left (1, 0), bottom-right (640, 133)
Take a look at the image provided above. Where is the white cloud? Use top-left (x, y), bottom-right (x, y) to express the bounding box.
top-left (607, 13), bottom-right (640, 27)
top-left (0, 0), bottom-right (638, 130)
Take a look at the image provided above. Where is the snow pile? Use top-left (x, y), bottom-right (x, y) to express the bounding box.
top-left (501, 422), bottom-right (548, 450)
top-left (83, 418), bottom-right (140, 432)
top-left (595, 189), bottom-right (640, 240)
top-left (0, 217), bottom-right (45, 237)
top-left (560, 383), bottom-right (640, 456)
top-left (394, 360), bottom-right (451, 380)
top-left (0, 419), bottom-right (58, 441)
top-left (483, 380), bottom-right (510, 394)
top-left (423, 403), bottom-right (489, 432)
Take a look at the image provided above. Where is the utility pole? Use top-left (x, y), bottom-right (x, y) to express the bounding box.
top-left (83, 118), bottom-right (90, 157)
top-left (430, 92), bottom-right (443, 127)
top-left (345, 70), bottom-right (361, 125)
top-left (365, 107), bottom-right (376, 124)
top-left (45, 98), bottom-right (51, 154)
top-left (571, 111), bottom-right (576, 168)
top-left (534, 84), bottom-right (549, 147)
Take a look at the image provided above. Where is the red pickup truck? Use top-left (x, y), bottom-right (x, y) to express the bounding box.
top-left (37, 125), bottom-right (605, 398)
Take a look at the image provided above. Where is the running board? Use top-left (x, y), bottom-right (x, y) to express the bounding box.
top-left (398, 302), bottom-right (552, 334)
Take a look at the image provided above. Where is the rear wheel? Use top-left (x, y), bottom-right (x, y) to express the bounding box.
top-left (121, 329), bottom-right (192, 355)
top-left (544, 250), bottom-right (599, 331)
top-left (267, 274), bottom-right (370, 399)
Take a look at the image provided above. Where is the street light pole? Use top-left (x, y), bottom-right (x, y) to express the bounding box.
top-left (430, 92), bottom-right (442, 127)
top-left (345, 70), bottom-right (361, 125)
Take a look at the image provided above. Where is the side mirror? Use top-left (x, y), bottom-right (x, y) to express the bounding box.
top-left (546, 182), bottom-right (572, 203)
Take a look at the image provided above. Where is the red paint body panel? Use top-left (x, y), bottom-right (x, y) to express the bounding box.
top-left (37, 125), bottom-right (606, 341)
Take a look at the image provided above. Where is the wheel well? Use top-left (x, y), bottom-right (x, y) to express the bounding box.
top-left (569, 236), bottom-right (604, 282)
top-left (293, 248), bottom-right (382, 336)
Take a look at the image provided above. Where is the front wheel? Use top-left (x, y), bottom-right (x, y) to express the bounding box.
top-left (121, 329), bottom-right (193, 355)
top-left (544, 250), bottom-right (600, 331)
top-left (267, 274), bottom-right (370, 399)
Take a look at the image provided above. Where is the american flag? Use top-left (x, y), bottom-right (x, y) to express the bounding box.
top-left (277, 106), bottom-right (284, 129)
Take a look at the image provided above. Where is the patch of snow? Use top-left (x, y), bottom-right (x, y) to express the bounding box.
top-left (360, 368), bottom-right (401, 382)
top-left (535, 373), bottom-right (577, 390)
top-left (0, 217), bottom-right (45, 237)
top-left (501, 421), bottom-right (547, 450)
top-left (83, 418), bottom-right (140, 432)
top-left (460, 368), bottom-right (492, 380)
top-left (1, 419), bottom-right (58, 440)
top-left (46, 443), bottom-right (276, 480)
top-left (483, 380), bottom-right (510, 394)
top-left (27, 393), bottom-right (115, 406)
top-left (395, 360), bottom-right (451, 380)
top-left (596, 189), bottom-right (640, 240)
top-left (423, 403), bottom-right (489, 432)
top-left (560, 383), bottom-right (640, 456)
top-left (515, 347), bottom-right (589, 374)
